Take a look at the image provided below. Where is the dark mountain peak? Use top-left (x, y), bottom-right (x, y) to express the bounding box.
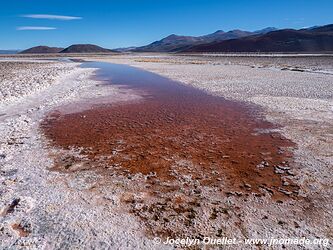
top-left (162, 34), bottom-right (183, 41)
top-left (60, 44), bottom-right (114, 53)
top-left (161, 34), bottom-right (198, 42)
top-left (254, 27), bottom-right (278, 34)
top-left (164, 34), bottom-right (178, 39)
top-left (20, 46), bottom-right (64, 54)
top-left (212, 30), bottom-right (225, 34)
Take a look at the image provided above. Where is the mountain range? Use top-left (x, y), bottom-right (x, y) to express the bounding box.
top-left (20, 44), bottom-right (115, 54)
top-left (17, 24), bottom-right (333, 54)
top-left (130, 24), bottom-right (333, 53)
top-left (132, 27), bottom-right (277, 52)
top-left (183, 24), bottom-right (333, 52)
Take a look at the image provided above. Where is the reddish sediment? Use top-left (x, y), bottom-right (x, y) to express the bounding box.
top-left (41, 63), bottom-right (299, 200)
top-left (11, 223), bottom-right (30, 237)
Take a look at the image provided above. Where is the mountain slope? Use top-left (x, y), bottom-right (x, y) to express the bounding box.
top-left (254, 27), bottom-right (278, 34)
top-left (307, 24), bottom-right (333, 33)
top-left (60, 44), bottom-right (114, 53)
top-left (134, 28), bottom-right (276, 52)
top-left (20, 46), bottom-right (64, 54)
top-left (183, 24), bottom-right (333, 52)
top-left (134, 34), bottom-right (203, 52)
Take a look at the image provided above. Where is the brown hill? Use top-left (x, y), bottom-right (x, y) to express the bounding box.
top-left (60, 44), bottom-right (114, 53)
top-left (20, 46), bottom-right (64, 54)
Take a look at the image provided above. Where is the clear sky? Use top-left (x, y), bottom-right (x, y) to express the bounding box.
top-left (1, 0), bottom-right (332, 50)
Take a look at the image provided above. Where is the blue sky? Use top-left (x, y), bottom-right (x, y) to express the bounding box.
top-left (1, 0), bottom-right (332, 49)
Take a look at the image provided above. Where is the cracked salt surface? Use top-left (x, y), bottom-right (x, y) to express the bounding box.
top-left (0, 55), bottom-right (332, 249)
top-left (0, 60), bottom-right (166, 249)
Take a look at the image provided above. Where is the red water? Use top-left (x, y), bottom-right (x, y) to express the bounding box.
top-left (41, 62), bottom-right (299, 199)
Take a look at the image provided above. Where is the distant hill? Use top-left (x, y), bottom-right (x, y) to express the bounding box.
top-left (183, 24), bottom-right (333, 53)
top-left (0, 50), bottom-right (20, 54)
top-left (114, 46), bottom-right (137, 52)
top-left (20, 44), bottom-right (115, 54)
top-left (20, 46), bottom-right (64, 54)
top-left (60, 44), bottom-right (114, 53)
top-left (133, 27), bottom-right (277, 52)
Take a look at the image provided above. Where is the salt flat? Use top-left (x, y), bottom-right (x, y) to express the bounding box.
top-left (0, 54), bottom-right (332, 249)
top-left (0, 59), bottom-right (160, 249)
top-left (90, 54), bottom-right (333, 247)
